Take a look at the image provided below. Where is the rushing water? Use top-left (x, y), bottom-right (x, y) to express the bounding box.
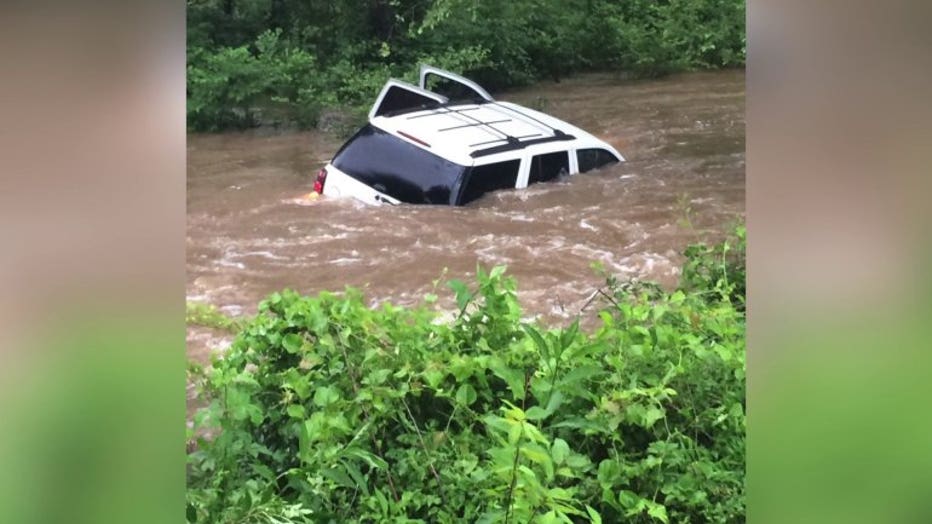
top-left (186, 69), bottom-right (744, 363)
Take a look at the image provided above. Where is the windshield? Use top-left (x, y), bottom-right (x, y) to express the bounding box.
top-left (332, 125), bottom-right (468, 205)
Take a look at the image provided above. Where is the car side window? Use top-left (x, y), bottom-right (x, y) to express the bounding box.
top-left (528, 151), bottom-right (569, 185)
top-left (577, 148), bottom-right (619, 173)
top-left (458, 160), bottom-right (521, 205)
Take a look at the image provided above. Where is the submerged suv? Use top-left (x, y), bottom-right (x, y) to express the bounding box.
top-left (313, 65), bottom-right (624, 206)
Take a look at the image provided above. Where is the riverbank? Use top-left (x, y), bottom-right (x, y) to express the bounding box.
top-left (186, 230), bottom-right (746, 522)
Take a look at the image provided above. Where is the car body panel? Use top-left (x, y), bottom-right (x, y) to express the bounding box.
top-left (322, 163), bottom-right (401, 206)
top-left (319, 65), bottom-right (626, 206)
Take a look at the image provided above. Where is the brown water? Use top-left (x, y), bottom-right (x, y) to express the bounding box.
top-left (186, 69), bottom-right (744, 363)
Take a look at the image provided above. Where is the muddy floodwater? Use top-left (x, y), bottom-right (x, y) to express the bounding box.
top-left (187, 70), bottom-right (745, 363)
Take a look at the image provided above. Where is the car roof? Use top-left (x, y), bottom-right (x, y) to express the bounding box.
top-left (370, 101), bottom-right (609, 166)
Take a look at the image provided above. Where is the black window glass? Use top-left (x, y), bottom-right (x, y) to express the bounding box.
top-left (577, 148), bottom-right (619, 173)
top-left (332, 125), bottom-right (467, 205)
top-left (425, 75), bottom-right (480, 102)
top-left (458, 160), bottom-right (520, 205)
top-left (375, 85), bottom-right (440, 117)
top-left (528, 151), bottom-right (569, 185)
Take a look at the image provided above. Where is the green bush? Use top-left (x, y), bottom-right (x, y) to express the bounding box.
top-left (187, 29), bottom-right (327, 131)
top-left (187, 45), bottom-right (272, 131)
top-left (186, 0), bottom-right (746, 131)
top-left (187, 232), bottom-right (745, 523)
top-left (680, 225), bottom-right (746, 309)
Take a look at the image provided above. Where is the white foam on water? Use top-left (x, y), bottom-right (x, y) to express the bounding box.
top-left (237, 250), bottom-right (290, 261)
top-left (330, 257), bottom-right (362, 265)
top-left (219, 304), bottom-right (244, 317)
top-left (216, 258), bottom-right (245, 269)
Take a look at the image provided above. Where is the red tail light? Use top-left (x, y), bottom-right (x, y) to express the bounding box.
top-left (313, 168), bottom-right (328, 194)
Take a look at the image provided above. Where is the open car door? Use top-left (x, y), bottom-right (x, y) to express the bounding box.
top-left (419, 65), bottom-right (494, 103)
top-left (368, 79), bottom-right (447, 120)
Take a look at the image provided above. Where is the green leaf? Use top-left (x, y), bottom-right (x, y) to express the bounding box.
top-left (321, 467), bottom-right (355, 489)
top-left (597, 459), bottom-right (621, 488)
top-left (520, 443), bottom-right (552, 467)
top-left (552, 417), bottom-right (604, 433)
top-left (523, 324), bottom-right (550, 359)
top-left (647, 502), bottom-right (669, 523)
top-left (525, 406), bottom-right (549, 421)
top-left (313, 386), bottom-right (340, 407)
top-left (447, 279), bottom-right (472, 310)
top-left (558, 365), bottom-right (605, 388)
top-left (489, 359), bottom-right (526, 401)
top-left (286, 404), bottom-right (306, 419)
top-left (507, 420), bottom-right (523, 444)
top-left (564, 453), bottom-right (590, 469)
top-left (282, 332), bottom-right (303, 353)
top-left (586, 505), bottom-right (603, 524)
top-left (343, 461), bottom-right (370, 495)
top-left (423, 368), bottom-right (445, 388)
top-left (344, 447), bottom-right (388, 470)
top-left (551, 438), bottom-right (570, 465)
top-left (617, 489), bottom-right (641, 510)
top-left (644, 406), bottom-right (665, 428)
top-left (455, 384), bottom-right (477, 406)
top-left (545, 390), bottom-right (565, 414)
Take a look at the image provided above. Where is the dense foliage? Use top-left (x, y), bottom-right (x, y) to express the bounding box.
top-left (186, 229), bottom-right (746, 523)
top-left (187, 0), bottom-right (746, 130)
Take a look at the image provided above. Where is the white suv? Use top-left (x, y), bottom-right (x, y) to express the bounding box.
top-left (313, 65), bottom-right (624, 206)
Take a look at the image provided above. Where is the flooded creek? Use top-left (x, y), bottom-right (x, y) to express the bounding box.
top-left (187, 69), bottom-right (745, 364)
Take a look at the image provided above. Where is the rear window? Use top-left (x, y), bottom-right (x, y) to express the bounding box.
top-left (425, 76), bottom-right (481, 102)
top-left (332, 125), bottom-right (467, 204)
top-left (374, 85), bottom-right (441, 117)
top-left (458, 160), bottom-right (520, 205)
top-left (528, 151), bottom-right (569, 185)
top-left (577, 148), bottom-right (619, 173)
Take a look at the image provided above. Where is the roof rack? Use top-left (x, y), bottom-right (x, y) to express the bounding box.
top-left (470, 131), bottom-right (575, 158)
top-left (408, 102), bottom-right (573, 156)
top-left (446, 103), bottom-right (574, 158)
top-left (395, 67), bottom-right (577, 158)
top-left (488, 102), bottom-right (562, 135)
top-left (407, 104), bottom-right (515, 143)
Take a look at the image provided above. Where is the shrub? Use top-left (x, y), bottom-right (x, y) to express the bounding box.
top-left (187, 234), bottom-right (745, 523)
top-left (187, 45), bottom-right (273, 131)
top-left (186, 0), bottom-right (746, 131)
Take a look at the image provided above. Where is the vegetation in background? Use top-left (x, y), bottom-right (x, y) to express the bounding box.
top-left (186, 229), bottom-right (746, 523)
top-left (187, 0), bottom-right (746, 131)
top-left (187, 302), bottom-right (245, 332)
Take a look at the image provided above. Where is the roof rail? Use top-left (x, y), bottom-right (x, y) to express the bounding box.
top-left (435, 105), bottom-right (512, 140)
top-left (470, 132), bottom-right (576, 158)
top-left (488, 102), bottom-right (560, 135)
